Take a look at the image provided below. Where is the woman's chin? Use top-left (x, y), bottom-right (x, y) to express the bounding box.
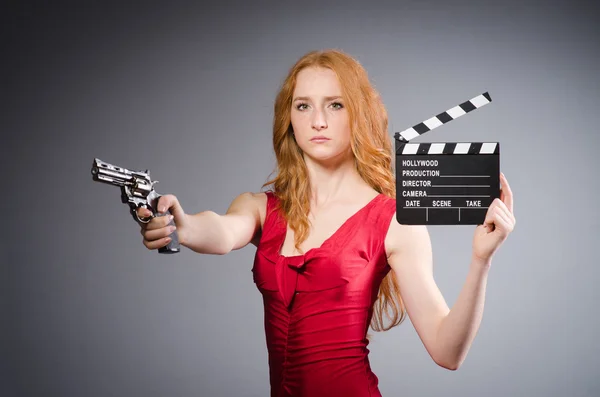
top-left (303, 150), bottom-right (353, 166)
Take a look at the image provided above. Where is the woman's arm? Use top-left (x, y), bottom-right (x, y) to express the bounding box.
top-left (385, 172), bottom-right (515, 370)
top-left (182, 192), bottom-right (265, 255)
top-left (384, 222), bottom-right (489, 371)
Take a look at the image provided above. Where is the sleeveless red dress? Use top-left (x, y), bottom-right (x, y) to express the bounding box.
top-left (252, 191), bottom-right (398, 397)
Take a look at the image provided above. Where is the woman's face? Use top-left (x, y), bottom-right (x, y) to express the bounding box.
top-left (290, 66), bottom-right (352, 164)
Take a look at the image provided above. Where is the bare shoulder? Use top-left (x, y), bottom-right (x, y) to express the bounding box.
top-left (225, 191), bottom-right (268, 249)
top-left (384, 211), bottom-right (431, 260)
top-left (227, 191), bottom-right (267, 212)
top-left (248, 191), bottom-right (268, 226)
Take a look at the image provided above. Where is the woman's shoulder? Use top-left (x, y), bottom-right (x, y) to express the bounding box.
top-left (225, 191), bottom-right (270, 248)
top-left (230, 191), bottom-right (268, 207)
top-left (244, 191), bottom-right (269, 215)
top-left (248, 190), bottom-right (269, 200)
top-left (250, 190), bottom-right (271, 223)
top-left (226, 191), bottom-right (269, 226)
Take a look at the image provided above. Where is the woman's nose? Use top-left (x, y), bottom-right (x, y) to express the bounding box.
top-left (311, 110), bottom-right (327, 130)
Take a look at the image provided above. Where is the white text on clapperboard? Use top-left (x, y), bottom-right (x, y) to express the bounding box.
top-left (401, 159), bottom-right (482, 208)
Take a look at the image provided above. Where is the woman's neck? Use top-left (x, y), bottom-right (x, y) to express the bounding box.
top-left (304, 155), bottom-right (368, 206)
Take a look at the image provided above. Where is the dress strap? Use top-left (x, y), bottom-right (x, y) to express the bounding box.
top-left (360, 194), bottom-right (397, 266)
top-left (258, 191), bottom-right (286, 246)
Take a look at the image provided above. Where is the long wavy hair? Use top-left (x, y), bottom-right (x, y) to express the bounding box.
top-left (261, 49), bottom-right (406, 332)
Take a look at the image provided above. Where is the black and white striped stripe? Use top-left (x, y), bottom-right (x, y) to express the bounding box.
top-left (399, 142), bottom-right (499, 155)
top-left (394, 92), bottom-right (492, 143)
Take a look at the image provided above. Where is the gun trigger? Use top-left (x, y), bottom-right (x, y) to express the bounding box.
top-left (132, 207), bottom-right (152, 224)
top-left (137, 213), bottom-right (152, 224)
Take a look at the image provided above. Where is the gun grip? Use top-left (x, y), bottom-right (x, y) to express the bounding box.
top-left (157, 208), bottom-right (180, 254)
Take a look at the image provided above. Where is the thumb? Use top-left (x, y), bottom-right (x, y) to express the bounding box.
top-left (482, 212), bottom-right (496, 233)
top-left (157, 194), bottom-right (186, 219)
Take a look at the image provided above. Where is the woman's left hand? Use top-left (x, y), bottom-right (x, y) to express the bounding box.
top-left (472, 172), bottom-right (516, 265)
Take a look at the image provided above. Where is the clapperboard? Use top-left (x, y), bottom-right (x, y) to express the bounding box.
top-left (394, 92), bottom-right (499, 225)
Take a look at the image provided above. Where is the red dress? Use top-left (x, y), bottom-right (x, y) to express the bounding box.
top-left (252, 191), bottom-right (397, 397)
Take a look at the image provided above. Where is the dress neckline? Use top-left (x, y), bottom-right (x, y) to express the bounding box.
top-left (276, 193), bottom-right (384, 258)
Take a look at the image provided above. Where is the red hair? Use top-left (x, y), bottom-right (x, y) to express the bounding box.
top-left (261, 49), bottom-right (405, 332)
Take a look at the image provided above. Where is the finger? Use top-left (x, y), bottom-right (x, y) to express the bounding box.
top-left (157, 194), bottom-right (185, 219)
top-left (143, 235), bottom-right (172, 250)
top-left (136, 207), bottom-right (154, 222)
top-left (483, 198), bottom-right (501, 225)
top-left (163, 214), bottom-right (174, 227)
top-left (494, 200), bottom-right (516, 225)
top-left (493, 206), bottom-right (513, 230)
top-left (157, 195), bottom-right (175, 213)
top-left (491, 209), bottom-right (512, 236)
top-left (482, 207), bottom-right (496, 231)
top-left (483, 198), bottom-right (506, 231)
top-left (500, 172), bottom-right (514, 214)
top-left (480, 211), bottom-right (501, 235)
top-left (138, 217), bottom-right (169, 235)
top-left (143, 226), bottom-right (175, 246)
top-left (149, 211), bottom-right (174, 228)
top-left (141, 212), bottom-right (172, 230)
top-left (145, 226), bottom-right (175, 242)
top-left (146, 214), bottom-right (175, 232)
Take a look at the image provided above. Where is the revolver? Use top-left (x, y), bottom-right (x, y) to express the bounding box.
top-left (91, 158), bottom-right (179, 254)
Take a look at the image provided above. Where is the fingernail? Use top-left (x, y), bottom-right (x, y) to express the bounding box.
top-left (169, 215), bottom-right (174, 221)
top-left (159, 207), bottom-right (165, 212)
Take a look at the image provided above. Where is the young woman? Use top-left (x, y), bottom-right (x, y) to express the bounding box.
top-left (136, 49), bottom-right (515, 397)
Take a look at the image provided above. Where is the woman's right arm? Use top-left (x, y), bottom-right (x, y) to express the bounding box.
top-left (183, 192), bottom-right (265, 255)
top-left (139, 192), bottom-right (265, 255)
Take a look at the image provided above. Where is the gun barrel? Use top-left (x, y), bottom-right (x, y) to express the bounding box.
top-left (94, 173), bottom-right (131, 187)
top-left (91, 158), bottom-right (156, 194)
top-left (91, 158), bottom-right (134, 185)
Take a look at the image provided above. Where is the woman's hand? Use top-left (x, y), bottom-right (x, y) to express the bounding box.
top-left (472, 172), bottom-right (516, 266)
top-left (137, 194), bottom-right (189, 250)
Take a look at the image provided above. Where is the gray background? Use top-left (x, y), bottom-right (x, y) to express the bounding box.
top-left (3, 0), bottom-right (599, 396)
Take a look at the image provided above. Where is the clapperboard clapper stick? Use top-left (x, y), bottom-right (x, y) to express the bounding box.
top-left (394, 92), bottom-right (499, 225)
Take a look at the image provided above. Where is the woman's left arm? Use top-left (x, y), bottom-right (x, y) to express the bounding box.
top-left (386, 172), bottom-right (515, 370)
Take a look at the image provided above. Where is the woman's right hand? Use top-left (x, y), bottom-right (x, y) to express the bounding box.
top-left (137, 194), bottom-right (189, 250)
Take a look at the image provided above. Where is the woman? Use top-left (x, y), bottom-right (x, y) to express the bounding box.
top-left (137, 49), bottom-right (516, 397)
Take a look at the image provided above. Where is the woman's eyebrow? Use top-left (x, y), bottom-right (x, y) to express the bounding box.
top-left (292, 95), bottom-right (343, 102)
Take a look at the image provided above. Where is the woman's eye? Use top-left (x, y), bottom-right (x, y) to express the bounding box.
top-left (295, 102), bottom-right (343, 110)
